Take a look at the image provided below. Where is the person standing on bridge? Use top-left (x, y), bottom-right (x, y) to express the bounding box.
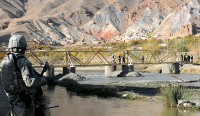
top-left (141, 56), bottom-right (144, 63)
top-left (187, 54), bottom-right (190, 62)
top-left (122, 54), bottom-right (125, 63)
top-left (190, 55), bottom-right (193, 63)
top-left (1, 34), bottom-right (47, 116)
top-left (180, 54), bottom-right (183, 62)
top-left (184, 53), bottom-right (188, 62)
top-left (118, 55), bottom-right (121, 64)
top-left (111, 53), bottom-right (115, 64)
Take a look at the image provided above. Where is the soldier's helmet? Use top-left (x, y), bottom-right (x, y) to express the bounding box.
top-left (8, 34), bottom-right (27, 53)
top-left (8, 34), bottom-right (27, 49)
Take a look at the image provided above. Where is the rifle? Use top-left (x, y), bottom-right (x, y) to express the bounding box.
top-left (44, 105), bottom-right (59, 110)
top-left (35, 62), bottom-right (49, 96)
top-left (35, 62), bottom-right (49, 116)
top-left (41, 62), bottom-right (50, 76)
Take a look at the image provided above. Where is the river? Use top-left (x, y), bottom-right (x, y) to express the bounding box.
top-left (45, 86), bottom-right (200, 116)
top-left (44, 69), bottom-right (200, 116)
top-left (1, 69), bottom-right (200, 116)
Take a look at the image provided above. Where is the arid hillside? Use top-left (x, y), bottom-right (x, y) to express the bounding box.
top-left (0, 0), bottom-right (200, 45)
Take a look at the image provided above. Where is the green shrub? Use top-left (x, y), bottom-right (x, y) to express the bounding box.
top-left (176, 42), bottom-right (188, 52)
top-left (160, 85), bottom-right (192, 107)
top-left (141, 38), bottom-right (161, 50)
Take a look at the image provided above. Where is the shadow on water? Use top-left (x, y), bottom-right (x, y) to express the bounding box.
top-left (116, 85), bottom-right (159, 96)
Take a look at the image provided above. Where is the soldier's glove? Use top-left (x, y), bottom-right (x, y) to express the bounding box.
top-left (40, 77), bottom-right (47, 86)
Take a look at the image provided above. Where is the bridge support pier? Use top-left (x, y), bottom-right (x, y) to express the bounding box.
top-left (63, 67), bottom-right (68, 74)
top-left (122, 64), bottom-right (134, 74)
top-left (173, 63), bottom-right (180, 74)
top-left (69, 66), bottom-right (76, 73)
top-left (162, 63), bottom-right (180, 74)
top-left (105, 65), bottom-right (116, 76)
top-left (63, 66), bottom-right (76, 74)
top-left (46, 65), bottom-right (55, 77)
top-left (128, 64), bottom-right (134, 72)
top-left (122, 65), bottom-right (129, 74)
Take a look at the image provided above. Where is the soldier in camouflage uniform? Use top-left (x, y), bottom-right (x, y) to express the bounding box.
top-left (1, 34), bottom-right (46, 116)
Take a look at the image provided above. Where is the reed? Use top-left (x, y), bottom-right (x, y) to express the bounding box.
top-left (160, 85), bottom-right (191, 107)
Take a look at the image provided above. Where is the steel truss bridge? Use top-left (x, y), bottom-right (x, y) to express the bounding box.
top-left (0, 49), bottom-right (184, 67)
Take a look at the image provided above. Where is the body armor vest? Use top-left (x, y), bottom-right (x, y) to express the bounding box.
top-left (1, 53), bottom-right (26, 93)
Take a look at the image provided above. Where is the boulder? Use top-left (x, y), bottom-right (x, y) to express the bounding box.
top-left (57, 73), bottom-right (86, 87)
top-left (126, 72), bottom-right (143, 77)
top-left (106, 71), bottom-right (143, 78)
top-left (177, 100), bottom-right (196, 108)
top-left (106, 70), bottom-right (125, 77)
top-left (58, 73), bottom-right (86, 81)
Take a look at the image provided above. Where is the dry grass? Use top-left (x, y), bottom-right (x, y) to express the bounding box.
top-left (160, 85), bottom-right (193, 107)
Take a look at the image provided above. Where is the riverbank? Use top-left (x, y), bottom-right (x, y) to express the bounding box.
top-left (55, 72), bottom-right (200, 107)
top-left (55, 76), bottom-right (200, 113)
top-left (145, 63), bottom-right (200, 74)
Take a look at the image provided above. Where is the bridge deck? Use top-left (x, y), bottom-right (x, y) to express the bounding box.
top-left (0, 50), bottom-right (196, 68)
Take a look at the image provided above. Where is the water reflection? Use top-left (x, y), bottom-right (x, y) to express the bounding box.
top-left (162, 107), bottom-right (200, 116)
top-left (45, 86), bottom-right (200, 116)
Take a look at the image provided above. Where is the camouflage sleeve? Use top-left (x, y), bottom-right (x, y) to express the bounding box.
top-left (17, 57), bottom-right (43, 88)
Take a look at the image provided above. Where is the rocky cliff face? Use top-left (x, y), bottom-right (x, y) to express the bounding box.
top-left (0, 0), bottom-right (200, 45)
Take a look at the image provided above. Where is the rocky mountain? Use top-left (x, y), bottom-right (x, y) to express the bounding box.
top-left (0, 0), bottom-right (200, 45)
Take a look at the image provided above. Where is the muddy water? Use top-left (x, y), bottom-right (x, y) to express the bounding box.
top-left (43, 69), bottom-right (200, 116)
top-left (45, 86), bottom-right (200, 116)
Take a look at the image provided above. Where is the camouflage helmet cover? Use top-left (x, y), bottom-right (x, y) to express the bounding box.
top-left (8, 34), bottom-right (27, 49)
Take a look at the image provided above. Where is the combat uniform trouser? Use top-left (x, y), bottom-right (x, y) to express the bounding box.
top-left (11, 101), bottom-right (35, 116)
top-left (8, 91), bottom-right (35, 116)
